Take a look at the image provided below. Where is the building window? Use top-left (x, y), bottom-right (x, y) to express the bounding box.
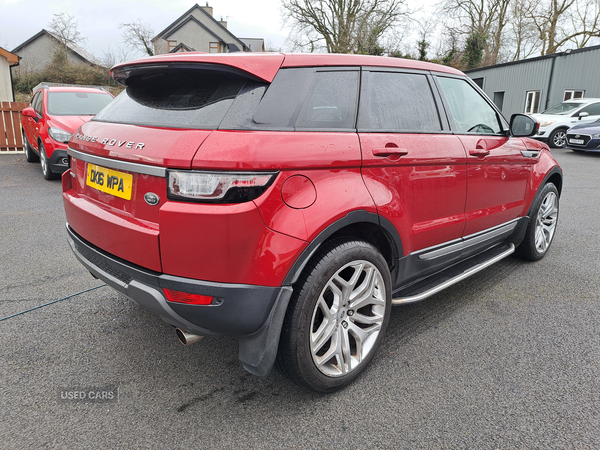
top-left (167, 40), bottom-right (177, 52)
top-left (209, 42), bottom-right (219, 53)
top-left (564, 90), bottom-right (584, 101)
top-left (525, 91), bottom-right (541, 114)
top-left (493, 92), bottom-right (505, 112)
top-left (472, 77), bottom-right (484, 89)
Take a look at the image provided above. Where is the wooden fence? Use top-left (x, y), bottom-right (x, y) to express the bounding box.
top-left (0, 102), bottom-right (28, 153)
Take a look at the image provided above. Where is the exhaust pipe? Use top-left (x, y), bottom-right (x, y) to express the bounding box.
top-left (176, 328), bottom-right (205, 345)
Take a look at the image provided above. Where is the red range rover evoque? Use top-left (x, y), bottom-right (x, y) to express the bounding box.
top-left (63, 52), bottom-right (562, 392)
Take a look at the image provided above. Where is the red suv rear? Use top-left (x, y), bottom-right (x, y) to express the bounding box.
top-left (62, 53), bottom-right (562, 392)
top-left (22, 84), bottom-right (113, 180)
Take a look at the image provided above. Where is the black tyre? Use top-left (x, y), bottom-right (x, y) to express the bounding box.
top-left (23, 131), bottom-right (39, 163)
top-left (548, 128), bottom-right (567, 148)
top-left (277, 239), bottom-right (392, 392)
top-left (516, 183), bottom-right (559, 261)
top-left (39, 142), bottom-right (58, 180)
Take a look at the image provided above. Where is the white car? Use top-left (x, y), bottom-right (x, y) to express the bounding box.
top-left (532, 98), bottom-right (600, 147)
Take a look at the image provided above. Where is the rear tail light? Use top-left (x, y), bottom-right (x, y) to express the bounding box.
top-left (167, 170), bottom-right (277, 203)
top-left (163, 288), bottom-right (214, 305)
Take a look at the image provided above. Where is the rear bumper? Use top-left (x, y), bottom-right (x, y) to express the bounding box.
top-left (66, 224), bottom-right (285, 337)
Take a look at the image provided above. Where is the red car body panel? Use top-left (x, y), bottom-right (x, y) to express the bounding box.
top-left (72, 121), bottom-right (212, 168)
top-left (159, 200), bottom-right (307, 286)
top-left (360, 133), bottom-right (468, 254)
top-left (458, 135), bottom-right (533, 235)
top-left (63, 182), bottom-right (162, 272)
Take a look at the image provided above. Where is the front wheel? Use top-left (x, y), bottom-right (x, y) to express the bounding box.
top-left (548, 128), bottom-right (567, 148)
top-left (517, 183), bottom-right (559, 261)
top-left (277, 239), bottom-right (392, 392)
top-left (23, 130), bottom-right (39, 163)
top-left (39, 143), bottom-right (58, 180)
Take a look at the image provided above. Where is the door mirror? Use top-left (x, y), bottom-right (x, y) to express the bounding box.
top-left (510, 114), bottom-right (539, 137)
top-left (578, 112), bottom-right (589, 120)
top-left (22, 107), bottom-right (36, 118)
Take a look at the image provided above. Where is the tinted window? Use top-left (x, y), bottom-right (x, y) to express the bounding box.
top-left (576, 102), bottom-right (600, 116)
top-left (295, 71), bottom-right (359, 129)
top-left (94, 68), bottom-right (247, 130)
top-left (247, 68), bottom-right (359, 131)
top-left (359, 72), bottom-right (442, 132)
top-left (437, 76), bottom-right (502, 134)
top-left (251, 68), bottom-right (311, 129)
top-left (47, 92), bottom-right (113, 116)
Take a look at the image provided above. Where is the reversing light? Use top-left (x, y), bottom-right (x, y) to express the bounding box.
top-left (167, 170), bottom-right (277, 203)
top-left (163, 288), bottom-right (213, 305)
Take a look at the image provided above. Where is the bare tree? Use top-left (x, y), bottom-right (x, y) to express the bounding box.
top-left (439, 0), bottom-right (511, 66)
top-left (282, 0), bottom-right (412, 53)
top-left (120, 20), bottom-right (155, 57)
top-left (528, 0), bottom-right (600, 54)
top-left (48, 13), bottom-right (85, 47)
top-left (509, 0), bottom-right (542, 60)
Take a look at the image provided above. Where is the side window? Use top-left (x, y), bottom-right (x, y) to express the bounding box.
top-left (358, 72), bottom-right (442, 132)
top-left (576, 103), bottom-right (600, 116)
top-left (250, 68), bottom-right (359, 131)
top-left (437, 77), bottom-right (502, 134)
top-left (32, 91), bottom-right (43, 116)
top-left (295, 71), bottom-right (359, 130)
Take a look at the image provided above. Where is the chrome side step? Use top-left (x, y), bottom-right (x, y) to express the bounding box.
top-left (392, 243), bottom-right (515, 305)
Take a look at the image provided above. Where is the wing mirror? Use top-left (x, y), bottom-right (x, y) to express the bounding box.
top-left (22, 107), bottom-right (37, 118)
top-left (510, 114), bottom-right (539, 137)
top-left (578, 112), bottom-right (589, 120)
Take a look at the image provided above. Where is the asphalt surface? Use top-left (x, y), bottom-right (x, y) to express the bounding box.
top-left (1, 148), bottom-right (599, 449)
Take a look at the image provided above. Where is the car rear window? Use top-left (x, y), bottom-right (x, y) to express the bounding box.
top-left (94, 66), bottom-right (251, 130)
top-left (47, 92), bottom-right (113, 116)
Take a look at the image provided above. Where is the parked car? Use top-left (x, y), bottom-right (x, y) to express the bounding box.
top-left (62, 53), bottom-right (562, 392)
top-left (532, 98), bottom-right (600, 148)
top-left (22, 84), bottom-right (114, 180)
top-left (565, 118), bottom-right (600, 152)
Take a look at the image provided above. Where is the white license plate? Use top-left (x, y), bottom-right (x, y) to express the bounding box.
top-left (569, 139), bottom-right (584, 144)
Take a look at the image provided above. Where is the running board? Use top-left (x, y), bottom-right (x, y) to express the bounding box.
top-left (392, 243), bottom-right (515, 305)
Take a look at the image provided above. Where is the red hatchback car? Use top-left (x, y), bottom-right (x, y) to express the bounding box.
top-left (62, 53), bottom-right (562, 392)
top-left (22, 85), bottom-right (114, 180)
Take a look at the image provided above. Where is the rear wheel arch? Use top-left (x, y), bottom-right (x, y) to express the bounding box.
top-left (283, 210), bottom-right (402, 287)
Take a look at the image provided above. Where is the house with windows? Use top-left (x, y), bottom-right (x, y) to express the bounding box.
top-left (152, 3), bottom-right (264, 54)
top-left (466, 45), bottom-right (600, 117)
top-left (0, 47), bottom-right (20, 102)
top-left (11, 30), bottom-right (104, 77)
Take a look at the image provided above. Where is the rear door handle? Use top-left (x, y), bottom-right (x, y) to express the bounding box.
top-left (372, 147), bottom-right (409, 157)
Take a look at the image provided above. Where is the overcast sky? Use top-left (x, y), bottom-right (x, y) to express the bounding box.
top-left (0, 0), bottom-right (290, 61)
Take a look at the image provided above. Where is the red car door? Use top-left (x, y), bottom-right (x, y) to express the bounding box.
top-left (23, 90), bottom-right (43, 149)
top-left (358, 70), bottom-right (468, 256)
top-left (434, 75), bottom-right (535, 236)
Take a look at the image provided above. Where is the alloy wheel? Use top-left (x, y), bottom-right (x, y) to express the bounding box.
top-left (310, 260), bottom-right (386, 377)
top-left (534, 191), bottom-right (558, 253)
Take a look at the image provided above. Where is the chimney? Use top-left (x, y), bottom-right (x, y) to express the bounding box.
top-left (201, 2), bottom-right (213, 17)
top-left (219, 17), bottom-right (227, 29)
